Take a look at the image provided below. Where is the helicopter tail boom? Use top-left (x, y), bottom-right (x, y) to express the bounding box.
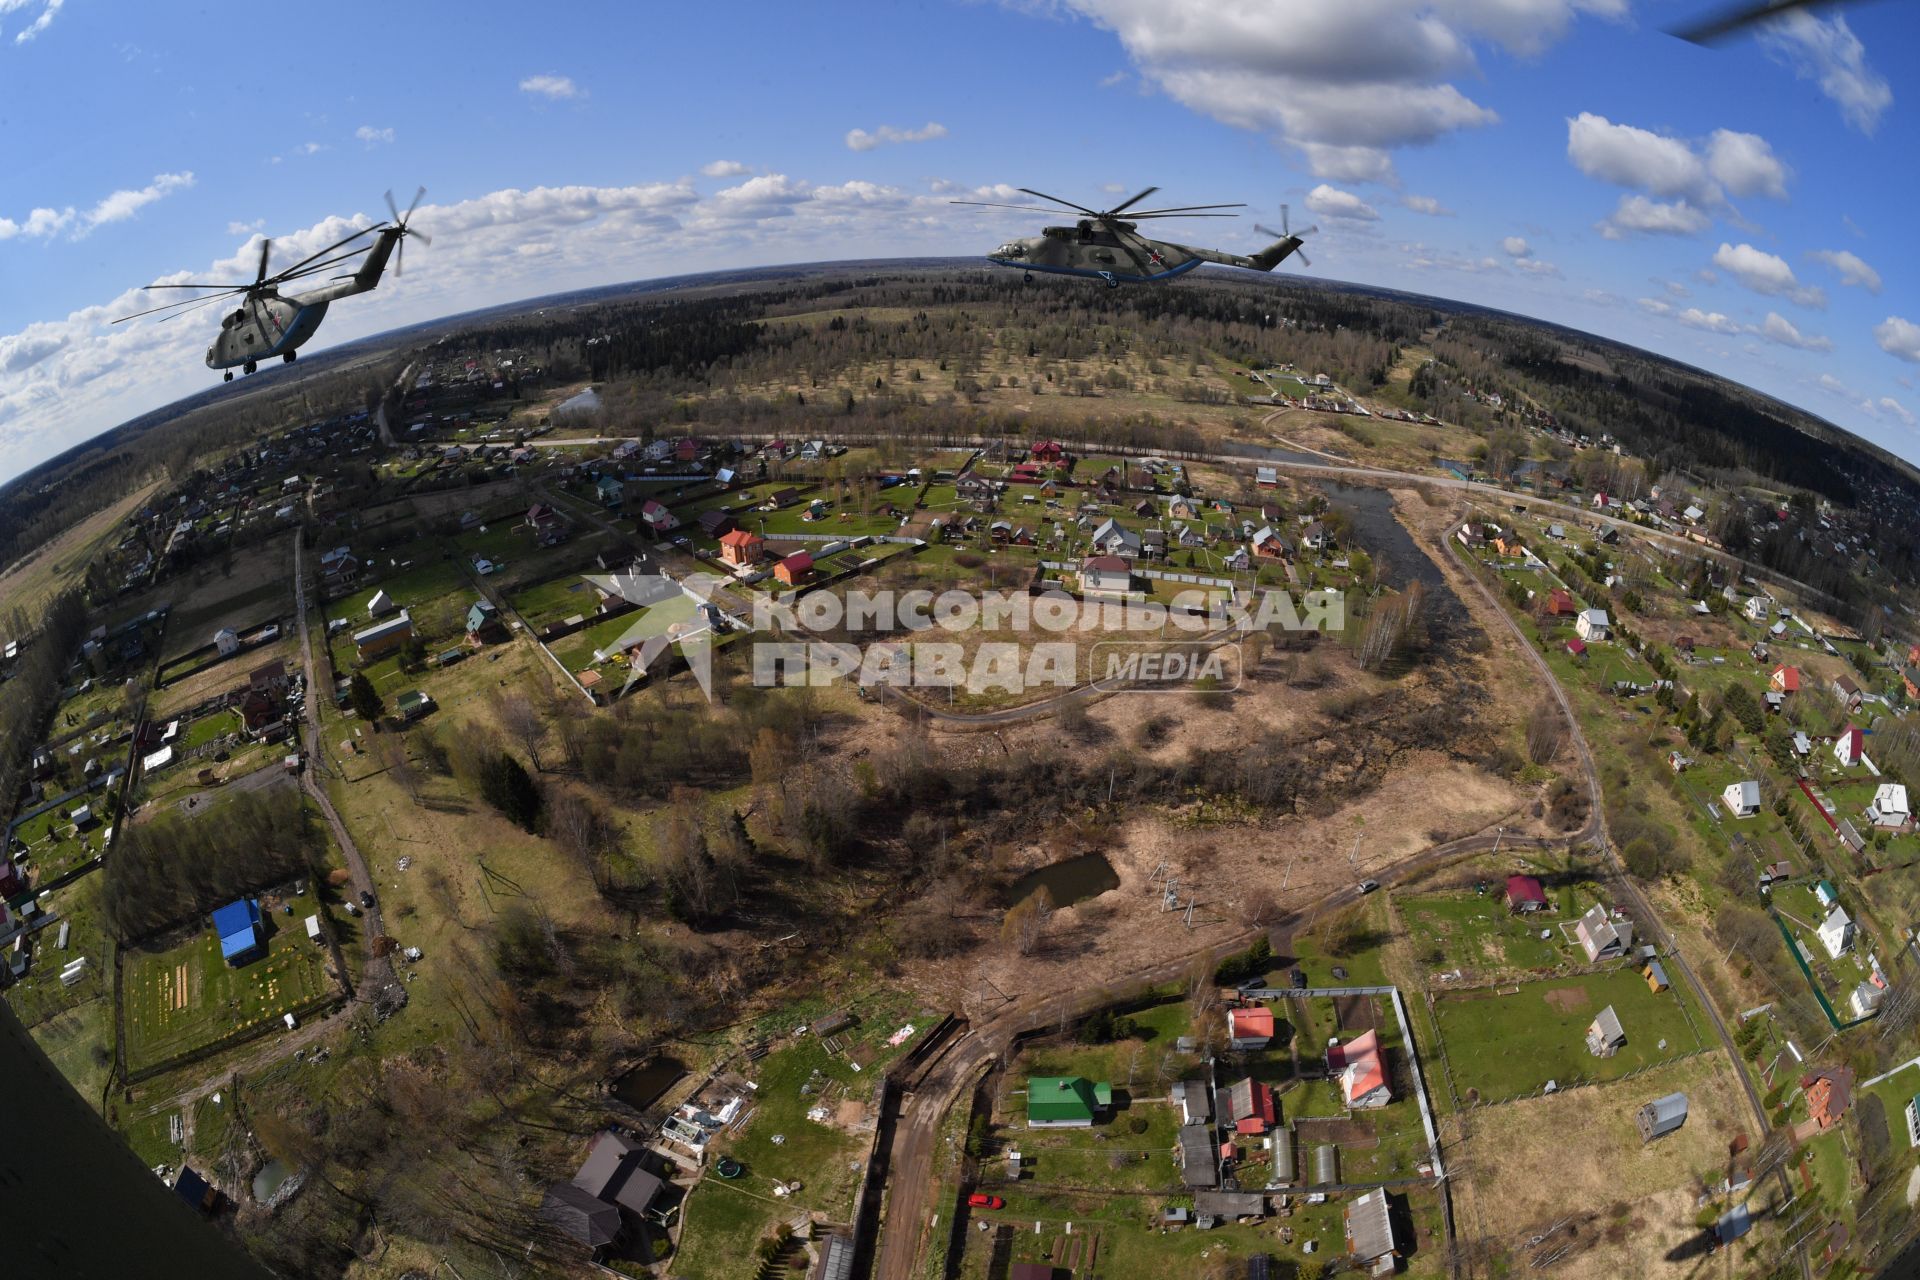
top-left (1247, 234), bottom-right (1306, 272)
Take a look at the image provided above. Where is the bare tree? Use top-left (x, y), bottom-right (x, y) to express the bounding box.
top-left (492, 690), bottom-right (546, 772)
top-left (1003, 887), bottom-right (1053, 955)
top-left (1526, 699), bottom-right (1566, 765)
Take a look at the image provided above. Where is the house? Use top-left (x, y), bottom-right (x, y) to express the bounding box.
top-left (1251, 526), bottom-right (1291, 560)
top-left (1139, 527), bottom-right (1167, 559)
top-left (1566, 636), bottom-right (1587, 659)
top-left (1545, 588), bottom-right (1577, 617)
top-left (319, 545), bottom-right (359, 583)
top-left (1227, 1005), bottom-right (1275, 1050)
top-left (1803, 1066), bottom-right (1854, 1130)
top-left (352, 610), bottom-right (414, 662)
top-left (1026, 1076), bottom-right (1112, 1128)
top-left (249, 659), bottom-right (289, 697)
top-left (1177, 1122), bottom-right (1219, 1188)
top-left (1079, 555), bottom-right (1135, 598)
top-left (1327, 1029), bottom-right (1390, 1108)
top-left (1195, 1190), bottom-right (1267, 1224)
top-left (696, 508), bottom-right (738, 539)
top-left (542, 1131), bottom-right (666, 1255)
top-left (1868, 783), bottom-right (1910, 828)
top-left (774, 551), bottom-right (815, 587)
top-left (1089, 517), bottom-right (1143, 558)
top-left (1833, 675), bottom-right (1863, 709)
top-left (1300, 521), bottom-right (1329, 552)
top-left (1835, 725), bottom-right (1866, 768)
top-left (1344, 1187), bottom-right (1400, 1276)
top-left (1771, 665), bottom-right (1801, 693)
top-left (367, 588), bottom-right (397, 619)
top-left (1221, 1077), bottom-right (1278, 1134)
top-left (1575, 608), bottom-right (1611, 642)
top-left (1636, 1092), bottom-right (1689, 1141)
top-left (213, 627), bottom-right (241, 656)
top-left (1792, 731), bottom-right (1812, 757)
top-left (211, 898), bottom-right (264, 966)
top-left (1743, 595), bottom-right (1773, 622)
top-left (1645, 959), bottom-right (1670, 992)
top-left (1818, 906), bottom-right (1854, 959)
top-left (1904, 1094), bottom-right (1920, 1147)
top-left (1586, 1005), bottom-right (1627, 1057)
top-left (1575, 904), bottom-right (1634, 961)
top-left (594, 474), bottom-right (624, 507)
top-left (394, 690), bottom-right (433, 723)
top-left (173, 1167), bottom-right (221, 1215)
top-left (1815, 879), bottom-right (1839, 908)
top-left (1722, 781), bottom-right (1762, 818)
top-left (1172, 1079), bottom-right (1212, 1126)
top-left (718, 529), bottom-right (765, 568)
top-left (238, 688), bottom-right (283, 737)
top-left (1505, 875), bottom-right (1548, 913)
top-left (639, 500), bottom-right (677, 535)
top-left (466, 600), bottom-right (504, 644)
top-left (1852, 981), bottom-right (1886, 1018)
top-left (1255, 466), bottom-right (1279, 489)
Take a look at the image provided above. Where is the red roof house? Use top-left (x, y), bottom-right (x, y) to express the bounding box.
top-left (1771, 665), bottom-right (1801, 693)
top-left (773, 551), bottom-right (815, 586)
top-left (1545, 588), bottom-right (1577, 616)
top-left (1566, 637), bottom-right (1587, 658)
top-left (1226, 1005), bottom-right (1275, 1050)
top-left (1505, 875), bottom-right (1548, 913)
top-left (1803, 1067), bottom-right (1854, 1130)
top-left (717, 528), bottom-right (765, 568)
top-left (1328, 1029), bottom-right (1390, 1109)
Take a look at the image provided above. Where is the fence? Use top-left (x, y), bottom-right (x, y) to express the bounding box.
top-left (1769, 911), bottom-right (1875, 1032)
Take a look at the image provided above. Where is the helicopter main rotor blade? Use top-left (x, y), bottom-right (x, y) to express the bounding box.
top-left (1104, 186), bottom-right (1160, 217)
top-left (137, 281), bottom-right (255, 290)
top-left (268, 224), bottom-right (386, 282)
top-left (1122, 202), bottom-right (1245, 216)
top-left (274, 250), bottom-right (376, 284)
top-left (385, 189), bottom-right (402, 225)
top-left (1018, 188), bottom-right (1101, 217)
top-left (254, 239), bottom-right (272, 288)
top-left (1124, 212), bottom-right (1241, 219)
top-left (1668, 0), bottom-right (1833, 44)
top-left (157, 293), bottom-right (239, 324)
top-left (948, 200), bottom-right (1073, 213)
top-left (404, 185), bottom-right (426, 221)
top-left (113, 287), bottom-right (247, 324)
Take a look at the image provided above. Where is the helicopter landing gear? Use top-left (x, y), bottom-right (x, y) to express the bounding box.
top-left (223, 371), bottom-right (233, 383)
top-left (1023, 271), bottom-right (1033, 284)
top-left (282, 350), bottom-right (297, 364)
top-left (1098, 271), bottom-right (1119, 288)
top-left (243, 360), bottom-right (257, 375)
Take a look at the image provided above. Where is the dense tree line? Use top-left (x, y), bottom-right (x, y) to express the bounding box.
top-left (103, 789), bottom-right (317, 940)
top-left (0, 590), bottom-right (90, 821)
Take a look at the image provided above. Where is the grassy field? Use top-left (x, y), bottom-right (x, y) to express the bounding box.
top-left (2, 872), bottom-right (110, 1028)
top-left (121, 887), bottom-right (335, 1073)
top-left (1400, 885), bottom-right (1604, 978)
top-left (1433, 966), bottom-right (1708, 1104)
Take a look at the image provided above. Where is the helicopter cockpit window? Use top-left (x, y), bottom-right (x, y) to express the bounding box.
top-left (226, 309), bottom-right (245, 327)
top-left (1041, 226), bottom-right (1071, 240)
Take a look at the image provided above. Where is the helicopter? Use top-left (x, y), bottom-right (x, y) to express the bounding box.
top-left (115, 188), bottom-right (431, 381)
top-left (951, 186), bottom-right (1312, 286)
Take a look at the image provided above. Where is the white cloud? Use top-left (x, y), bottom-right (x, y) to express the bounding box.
top-left (1037, 0), bottom-right (1632, 183)
top-left (1597, 195), bottom-right (1711, 240)
top-left (1514, 257), bottom-right (1560, 277)
top-left (844, 122), bottom-right (948, 151)
top-left (1705, 129), bottom-right (1789, 200)
top-left (7, 0), bottom-right (62, 44)
top-left (1677, 307), bottom-right (1742, 335)
top-left (226, 219), bottom-right (265, 236)
top-left (1637, 297), bottom-right (1673, 316)
top-left (355, 125), bottom-right (396, 146)
top-left (1304, 183), bottom-right (1378, 222)
top-left (1501, 236), bottom-right (1530, 257)
top-left (519, 74), bottom-right (583, 100)
top-left (1567, 113), bottom-right (1715, 202)
top-left (1583, 289), bottom-right (1616, 306)
top-left (1, 172), bottom-right (193, 242)
top-left (1661, 279), bottom-right (1690, 298)
top-left (1712, 242), bottom-right (1825, 308)
top-left (1399, 194), bottom-right (1451, 216)
top-left (1757, 312), bottom-right (1831, 351)
top-left (1760, 12), bottom-right (1891, 134)
top-left (296, 141), bottom-right (327, 156)
top-left (1807, 248), bottom-right (1881, 294)
top-left (1878, 396), bottom-right (1917, 428)
top-left (701, 160), bottom-right (751, 178)
top-left (1818, 373), bottom-right (1859, 399)
top-left (1876, 316), bottom-right (1920, 365)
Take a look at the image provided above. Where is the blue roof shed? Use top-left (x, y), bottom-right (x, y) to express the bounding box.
top-left (211, 898), bottom-right (263, 965)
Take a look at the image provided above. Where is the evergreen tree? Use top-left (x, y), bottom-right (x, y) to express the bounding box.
top-left (348, 672), bottom-right (384, 724)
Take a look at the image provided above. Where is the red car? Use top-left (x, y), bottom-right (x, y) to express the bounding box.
top-left (967, 1193), bottom-right (1004, 1210)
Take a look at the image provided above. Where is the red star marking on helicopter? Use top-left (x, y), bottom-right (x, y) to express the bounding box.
top-left (1148, 249), bottom-right (1165, 266)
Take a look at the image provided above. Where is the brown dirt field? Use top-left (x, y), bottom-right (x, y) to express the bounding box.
top-left (1334, 993), bottom-right (1377, 1031)
top-left (0, 480), bottom-right (162, 620)
top-left (152, 635), bottom-right (303, 717)
top-left (1544, 987), bottom-right (1591, 1013)
top-left (1451, 1053), bottom-right (1763, 1277)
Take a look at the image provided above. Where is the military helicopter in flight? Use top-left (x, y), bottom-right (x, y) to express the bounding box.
top-left (951, 186), bottom-right (1312, 286)
top-left (115, 188), bottom-right (431, 381)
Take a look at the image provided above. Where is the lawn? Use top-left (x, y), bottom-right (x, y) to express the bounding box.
top-left (1400, 886), bottom-right (1602, 979)
top-left (547, 594), bottom-right (703, 674)
top-left (178, 708), bottom-right (242, 752)
top-left (121, 887), bottom-right (336, 1074)
top-left (2, 872), bottom-right (110, 1028)
top-left (509, 573), bottom-right (602, 630)
top-left (1432, 966), bottom-right (1708, 1104)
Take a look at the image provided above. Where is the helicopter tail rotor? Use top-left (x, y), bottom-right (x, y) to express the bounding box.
top-left (383, 186), bottom-right (432, 276)
top-left (1250, 218), bottom-right (1314, 273)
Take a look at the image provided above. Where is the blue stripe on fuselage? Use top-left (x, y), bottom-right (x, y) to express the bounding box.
top-left (987, 255), bottom-right (1202, 283)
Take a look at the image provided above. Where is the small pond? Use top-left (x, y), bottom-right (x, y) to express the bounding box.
top-left (613, 1055), bottom-right (688, 1111)
top-left (252, 1157), bottom-right (293, 1203)
top-left (554, 386), bottom-right (602, 417)
top-left (1008, 851), bottom-right (1119, 908)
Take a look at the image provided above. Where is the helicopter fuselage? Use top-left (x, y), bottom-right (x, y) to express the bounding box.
top-left (985, 218), bottom-right (1302, 285)
top-left (204, 224), bottom-right (402, 370)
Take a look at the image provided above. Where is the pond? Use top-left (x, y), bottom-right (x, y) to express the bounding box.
top-left (251, 1158), bottom-right (292, 1203)
top-left (612, 1055), bottom-right (687, 1111)
top-left (554, 386), bottom-right (602, 418)
top-left (1320, 482), bottom-right (1468, 630)
top-left (1008, 851), bottom-right (1119, 909)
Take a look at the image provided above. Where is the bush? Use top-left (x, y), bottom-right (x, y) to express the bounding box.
top-left (1128, 1114), bottom-right (1150, 1135)
top-left (480, 752), bottom-right (543, 831)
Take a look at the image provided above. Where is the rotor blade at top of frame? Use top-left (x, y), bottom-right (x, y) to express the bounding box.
top-left (947, 201), bottom-right (1063, 212)
top-left (1121, 203), bottom-right (1247, 216)
top-left (269, 224), bottom-right (387, 281)
top-left (1017, 188), bottom-right (1101, 216)
top-left (1104, 186), bottom-right (1160, 216)
top-left (254, 239), bottom-right (272, 287)
top-left (156, 294), bottom-right (239, 324)
top-left (1668, 0), bottom-right (1828, 44)
top-left (1122, 212), bottom-right (1242, 219)
top-left (404, 185), bottom-right (426, 221)
top-left (112, 287), bottom-right (246, 323)
top-left (136, 281), bottom-right (255, 290)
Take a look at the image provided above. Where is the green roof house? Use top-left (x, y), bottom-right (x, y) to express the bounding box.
top-left (1026, 1076), bottom-right (1113, 1128)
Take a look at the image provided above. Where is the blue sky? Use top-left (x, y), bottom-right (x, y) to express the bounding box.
top-left (1, 0), bottom-right (1915, 482)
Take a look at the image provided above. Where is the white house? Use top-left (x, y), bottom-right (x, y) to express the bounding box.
top-left (1722, 781), bottom-right (1762, 818)
top-left (212, 627), bottom-right (240, 656)
top-left (1904, 1095), bottom-right (1920, 1147)
top-left (1852, 981), bottom-right (1886, 1018)
top-left (1868, 783), bottom-right (1910, 828)
top-left (1575, 609), bottom-right (1611, 642)
top-left (367, 588), bottom-right (396, 619)
top-left (1575, 903), bottom-right (1634, 962)
top-left (1835, 726), bottom-right (1866, 768)
top-left (1818, 906), bottom-right (1855, 959)
top-left (1743, 595), bottom-right (1773, 622)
